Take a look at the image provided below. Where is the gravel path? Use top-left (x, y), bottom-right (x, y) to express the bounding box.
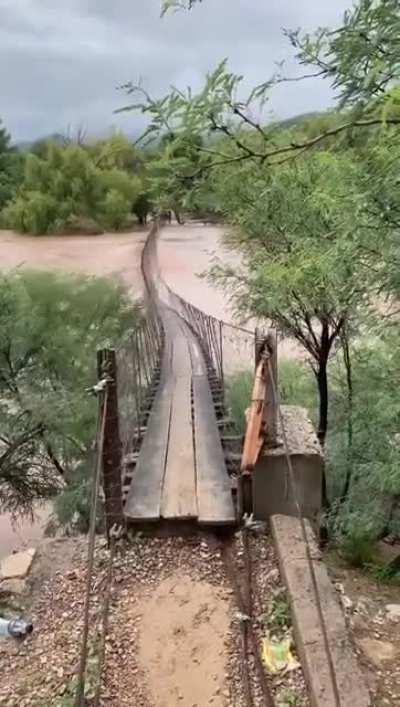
top-left (0, 532), bottom-right (309, 707)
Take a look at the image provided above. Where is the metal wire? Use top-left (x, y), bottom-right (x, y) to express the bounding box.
top-left (115, 313), bottom-right (162, 462)
top-left (75, 387), bottom-right (109, 707)
top-left (94, 538), bottom-right (116, 707)
top-left (165, 283), bottom-right (256, 392)
top-left (266, 357), bottom-right (341, 707)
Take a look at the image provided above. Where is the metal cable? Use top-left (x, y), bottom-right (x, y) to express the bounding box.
top-left (94, 538), bottom-right (116, 707)
top-left (266, 357), bottom-right (341, 707)
top-left (75, 387), bottom-right (109, 707)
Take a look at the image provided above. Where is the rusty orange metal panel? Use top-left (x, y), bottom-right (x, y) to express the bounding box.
top-left (240, 357), bottom-right (267, 472)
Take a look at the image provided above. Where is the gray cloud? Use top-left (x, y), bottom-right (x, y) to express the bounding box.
top-left (0, 0), bottom-right (351, 142)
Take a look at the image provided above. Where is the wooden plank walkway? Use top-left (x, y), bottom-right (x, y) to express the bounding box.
top-left (124, 304), bottom-right (236, 526)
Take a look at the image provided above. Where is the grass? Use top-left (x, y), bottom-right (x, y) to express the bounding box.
top-left (225, 358), bottom-right (316, 435)
top-left (277, 688), bottom-right (301, 706)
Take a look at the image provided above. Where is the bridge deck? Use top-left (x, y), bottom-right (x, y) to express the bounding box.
top-left (124, 305), bottom-right (235, 526)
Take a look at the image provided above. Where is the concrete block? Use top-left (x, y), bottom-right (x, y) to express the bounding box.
top-left (271, 515), bottom-right (371, 707)
top-left (253, 406), bottom-right (323, 521)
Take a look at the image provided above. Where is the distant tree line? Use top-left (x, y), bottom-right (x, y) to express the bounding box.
top-left (0, 122), bottom-right (216, 235)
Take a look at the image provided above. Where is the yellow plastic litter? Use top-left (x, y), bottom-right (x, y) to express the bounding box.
top-left (261, 637), bottom-right (299, 674)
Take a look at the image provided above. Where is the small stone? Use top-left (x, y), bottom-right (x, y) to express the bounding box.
top-left (340, 594), bottom-right (353, 612)
top-left (267, 568), bottom-right (279, 583)
top-left (386, 604), bottom-right (400, 620)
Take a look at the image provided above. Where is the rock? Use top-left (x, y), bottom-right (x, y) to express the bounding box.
top-left (0, 549), bottom-right (36, 580)
top-left (267, 568), bottom-right (280, 583)
top-left (0, 579), bottom-right (27, 596)
top-left (340, 594), bottom-right (353, 612)
top-left (385, 604), bottom-right (400, 621)
top-left (357, 638), bottom-right (398, 667)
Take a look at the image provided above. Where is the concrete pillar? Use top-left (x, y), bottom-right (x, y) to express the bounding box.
top-left (253, 405), bottom-right (323, 522)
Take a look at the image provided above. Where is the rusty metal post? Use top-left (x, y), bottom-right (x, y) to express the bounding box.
top-left (97, 349), bottom-right (124, 541)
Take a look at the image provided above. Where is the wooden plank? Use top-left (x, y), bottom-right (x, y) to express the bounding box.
top-left (185, 331), bottom-right (207, 376)
top-left (193, 374), bottom-right (236, 525)
top-left (124, 342), bottom-right (172, 522)
top-left (161, 333), bottom-right (198, 520)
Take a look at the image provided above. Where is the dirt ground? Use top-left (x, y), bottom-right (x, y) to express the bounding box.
top-left (328, 557), bottom-right (400, 705)
top-left (137, 574), bottom-right (230, 706)
top-left (0, 532), bottom-right (309, 707)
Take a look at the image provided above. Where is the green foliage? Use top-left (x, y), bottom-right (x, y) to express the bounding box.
top-left (326, 329), bottom-right (400, 542)
top-left (276, 688), bottom-right (301, 707)
top-left (340, 534), bottom-right (377, 569)
top-left (4, 191), bottom-right (58, 235)
top-left (226, 359), bottom-right (314, 436)
top-left (263, 593), bottom-right (291, 637)
top-left (161, 0), bottom-right (201, 15)
top-left (278, 360), bottom-right (316, 416)
top-left (209, 149), bottom-right (371, 442)
top-left (292, 0), bottom-right (400, 107)
top-left (152, 0), bottom-right (400, 562)
top-left (0, 118), bottom-right (24, 211)
top-left (225, 369), bottom-right (252, 435)
top-left (101, 188), bottom-right (131, 230)
top-left (3, 139), bottom-right (144, 235)
top-left (0, 269), bottom-right (138, 524)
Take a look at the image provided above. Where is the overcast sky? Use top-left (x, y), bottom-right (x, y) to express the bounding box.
top-left (0, 0), bottom-right (352, 142)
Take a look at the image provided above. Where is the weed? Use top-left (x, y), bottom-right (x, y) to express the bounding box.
top-left (263, 593), bottom-right (291, 637)
top-left (277, 686), bottom-right (300, 705)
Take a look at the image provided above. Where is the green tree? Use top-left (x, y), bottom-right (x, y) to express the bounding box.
top-left (0, 269), bottom-right (139, 522)
top-left (0, 118), bottom-right (24, 210)
top-left (3, 141), bottom-right (142, 234)
top-left (209, 150), bottom-right (370, 444)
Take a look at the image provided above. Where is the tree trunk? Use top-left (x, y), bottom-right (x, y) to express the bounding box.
top-left (316, 353), bottom-right (330, 539)
top-left (316, 358), bottom-right (329, 446)
top-left (340, 331), bottom-right (353, 503)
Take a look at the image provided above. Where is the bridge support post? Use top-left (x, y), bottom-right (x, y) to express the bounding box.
top-left (255, 328), bottom-right (278, 448)
top-left (97, 349), bottom-right (125, 542)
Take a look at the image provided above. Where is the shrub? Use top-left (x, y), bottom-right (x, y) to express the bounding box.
top-left (0, 269), bottom-right (139, 526)
top-left (226, 358), bottom-right (314, 436)
top-left (101, 189), bottom-right (131, 230)
top-left (4, 190), bottom-right (58, 234)
top-left (4, 140), bottom-right (144, 235)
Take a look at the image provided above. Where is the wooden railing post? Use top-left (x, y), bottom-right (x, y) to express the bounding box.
top-left (97, 349), bottom-right (124, 541)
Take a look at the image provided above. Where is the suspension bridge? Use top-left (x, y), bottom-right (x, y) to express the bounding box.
top-left (77, 221), bottom-right (370, 707)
